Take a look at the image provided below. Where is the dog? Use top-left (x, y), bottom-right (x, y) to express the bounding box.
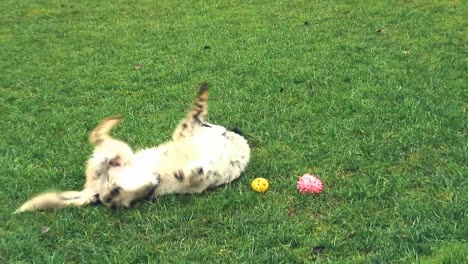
top-left (15, 83), bottom-right (250, 212)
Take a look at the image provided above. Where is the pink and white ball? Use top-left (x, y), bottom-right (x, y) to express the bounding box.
top-left (297, 174), bottom-right (324, 194)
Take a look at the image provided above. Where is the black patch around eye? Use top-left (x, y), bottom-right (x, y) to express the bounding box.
top-left (110, 187), bottom-right (121, 197)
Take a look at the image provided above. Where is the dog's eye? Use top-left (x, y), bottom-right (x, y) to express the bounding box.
top-left (202, 123), bottom-right (212, 128)
top-left (110, 187), bottom-right (121, 196)
top-left (101, 187), bottom-right (122, 205)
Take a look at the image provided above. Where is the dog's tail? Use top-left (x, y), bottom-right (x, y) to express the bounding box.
top-left (14, 188), bottom-right (97, 213)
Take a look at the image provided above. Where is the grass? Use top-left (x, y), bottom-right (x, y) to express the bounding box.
top-left (1, 0), bottom-right (466, 263)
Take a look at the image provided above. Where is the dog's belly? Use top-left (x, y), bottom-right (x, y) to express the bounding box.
top-left (125, 132), bottom-right (249, 196)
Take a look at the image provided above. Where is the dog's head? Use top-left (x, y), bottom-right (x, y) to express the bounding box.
top-left (98, 165), bottom-right (159, 208)
top-left (87, 139), bottom-right (158, 208)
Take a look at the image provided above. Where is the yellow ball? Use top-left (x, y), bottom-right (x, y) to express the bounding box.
top-left (251, 178), bottom-right (269, 193)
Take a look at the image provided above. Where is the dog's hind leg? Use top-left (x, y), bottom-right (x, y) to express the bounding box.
top-left (172, 82), bottom-right (210, 141)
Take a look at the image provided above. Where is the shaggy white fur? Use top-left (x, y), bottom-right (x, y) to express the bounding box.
top-left (15, 83), bottom-right (250, 212)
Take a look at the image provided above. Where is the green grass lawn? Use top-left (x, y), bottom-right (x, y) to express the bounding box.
top-left (1, 0), bottom-right (466, 263)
